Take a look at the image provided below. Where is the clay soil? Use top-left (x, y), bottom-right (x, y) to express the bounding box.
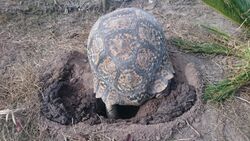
top-left (0, 0), bottom-right (250, 141)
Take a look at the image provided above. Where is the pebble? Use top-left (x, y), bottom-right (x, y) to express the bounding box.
top-left (156, 136), bottom-right (160, 140)
top-left (195, 118), bottom-right (200, 123)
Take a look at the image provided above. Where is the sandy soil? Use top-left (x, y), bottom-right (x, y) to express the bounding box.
top-left (0, 0), bottom-right (250, 141)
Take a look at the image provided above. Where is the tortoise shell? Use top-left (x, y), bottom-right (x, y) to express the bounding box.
top-left (87, 8), bottom-right (174, 107)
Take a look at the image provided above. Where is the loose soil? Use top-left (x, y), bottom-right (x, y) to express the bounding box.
top-left (38, 50), bottom-right (198, 126)
top-left (38, 48), bottom-right (203, 140)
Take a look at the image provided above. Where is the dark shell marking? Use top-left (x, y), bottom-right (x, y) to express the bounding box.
top-left (87, 8), bottom-right (173, 106)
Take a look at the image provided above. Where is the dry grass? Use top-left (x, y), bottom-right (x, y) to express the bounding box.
top-left (0, 63), bottom-right (39, 107)
top-left (205, 95), bottom-right (250, 141)
top-left (0, 62), bottom-right (42, 140)
top-left (0, 9), bottom-right (52, 141)
top-left (0, 1), bottom-right (102, 139)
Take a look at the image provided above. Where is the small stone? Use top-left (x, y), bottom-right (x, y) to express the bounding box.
top-left (97, 126), bottom-right (101, 130)
top-left (177, 120), bottom-right (186, 128)
top-left (195, 118), bottom-right (200, 123)
top-left (64, 8), bottom-right (69, 14)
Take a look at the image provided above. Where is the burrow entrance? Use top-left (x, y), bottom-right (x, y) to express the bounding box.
top-left (39, 51), bottom-right (198, 125)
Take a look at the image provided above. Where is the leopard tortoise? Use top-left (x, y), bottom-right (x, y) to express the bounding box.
top-left (87, 8), bottom-right (174, 118)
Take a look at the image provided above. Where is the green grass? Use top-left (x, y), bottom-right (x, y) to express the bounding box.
top-left (202, 0), bottom-right (250, 28)
top-left (171, 37), bottom-right (233, 55)
top-left (171, 0), bottom-right (250, 102)
top-left (241, 46), bottom-right (250, 60)
top-left (200, 24), bottom-right (230, 41)
top-left (204, 68), bottom-right (250, 101)
top-left (172, 36), bottom-right (250, 102)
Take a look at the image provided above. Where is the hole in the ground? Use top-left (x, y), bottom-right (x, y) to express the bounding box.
top-left (58, 83), bottom-right (78, 116)
top-left (115, 104), bottom-right (140, 119)
top-left (40, 74), bottom-right (197, 124)
top-left (95, 99), bottom-right (140, 119)
top-left (39, 51), bottom-right (199, 125)
top-left (95, 98), bottom-right (107, 118)
top-left (93, 80), bottom-right (176, 120)
top-left (40, 78), bottom-right (92, 125)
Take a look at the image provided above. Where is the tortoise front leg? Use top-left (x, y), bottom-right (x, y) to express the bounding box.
top-left (106, 104), bottom-right (118, 119)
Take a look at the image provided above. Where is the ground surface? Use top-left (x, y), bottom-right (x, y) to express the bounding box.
top-left (0, 0), bottom-right (250, 141)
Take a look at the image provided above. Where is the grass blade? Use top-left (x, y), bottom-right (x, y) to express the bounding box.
top-left (171, 37), bottom-right (233, 55)
top-left (200, 24), bottom-right (230, 41)
top-left (204, 69), bottom-right (250, 102)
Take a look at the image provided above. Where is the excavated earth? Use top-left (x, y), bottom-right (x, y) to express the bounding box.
top-left (39, 50), bottom-right (200, 126)
top-left (38, 48), bottom-right (203, 140)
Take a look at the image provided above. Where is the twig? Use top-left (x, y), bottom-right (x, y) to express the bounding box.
top-left (61, 131), bottom-right (68, 141)
top-left (236, 96), bottom-right (250, 105)
top-left (2, 129), bottom-right (7, 141)
top-left (0, 108), bottom-right (26, 115)
top-left (186, 120), bottom-right (201, 137)
top-left (72, 118), bottom-right (77, 134)
top-left (96, 114), bottom-right (103, 123)
top-left (11, 111), bottom-right (16, 125)
top-left (0, 108), bottom-right (26, 124)
top-left (174, 138), bottom-right (193, 141)
top-left (53, 0), bottom-right (58, 5)
top-left (236, 18), bottom-right (248, 31)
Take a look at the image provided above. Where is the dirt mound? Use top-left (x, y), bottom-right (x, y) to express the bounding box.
top-left (39, 50), bottom-right (199, 126)
top-left (132, 83), bottom-right (196, 124)
top-left (39, 51), bottom-right (99, 125)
